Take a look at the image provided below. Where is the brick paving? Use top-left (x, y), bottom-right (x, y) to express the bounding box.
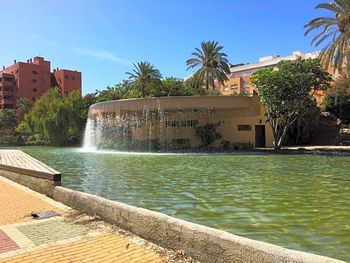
top-left (0, 179), bottom-right (65, 225)
top-left (0, 231), bottom-right (18, 254)
top-left (0, 234), bottom-right (162, 263)
top-left (0, 176), bottom-right (165, 263)
top-left (17, 218), bottom-right (90, 245)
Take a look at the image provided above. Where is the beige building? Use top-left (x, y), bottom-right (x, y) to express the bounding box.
top-left (220, 50), bottom-right (330, 105)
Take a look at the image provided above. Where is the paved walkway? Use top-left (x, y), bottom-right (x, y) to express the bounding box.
top-left (0, 176), bottom-right (163, 263)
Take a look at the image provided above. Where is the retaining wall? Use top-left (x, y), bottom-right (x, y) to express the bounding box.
top-left (0, 169), bottom-right (59, 196)
top-left (51, 186), bottom-right (344, 263)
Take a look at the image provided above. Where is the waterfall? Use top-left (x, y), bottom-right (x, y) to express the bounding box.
top-left (82, 117), bottom-right (96, 150)
top-left (80, 97), bottom-right (226, 152)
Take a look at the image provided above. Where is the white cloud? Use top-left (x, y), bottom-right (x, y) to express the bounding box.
top-left (73, 48), bottom-right (132, 65)
top-left (29, 34), bottom-right (59, 47)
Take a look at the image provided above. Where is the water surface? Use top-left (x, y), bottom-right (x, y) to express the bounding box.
top-left (21, 147), bottom-right (350, 261)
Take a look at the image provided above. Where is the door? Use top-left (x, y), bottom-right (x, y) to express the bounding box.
top-left (255, 125), bottom-right (266, 147)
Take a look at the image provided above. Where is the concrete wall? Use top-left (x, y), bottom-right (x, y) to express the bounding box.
top-left (51, 186), bottom-right (344, 263)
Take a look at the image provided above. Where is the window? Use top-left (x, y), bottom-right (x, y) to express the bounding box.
top-left (231, 84), bottom-right (238, 90)
top-left (33, 88), bottom-right (37, 92)
top-left (32, 70), bottom-right (38, 75)
top-left (223, 86), bottom-right (230, 91)
top-left (64, 75), bottom-right (69, 80)
top-left (72, 77), bottom-right (75, 80)
top-left (32, 97), bottom-right (36, 102)
top-left (32, 79), bottom-right (37, 84)
top-left (238, 125), bottom-right (252, 131)
top-left (243, 82), bottom-right (249, 90)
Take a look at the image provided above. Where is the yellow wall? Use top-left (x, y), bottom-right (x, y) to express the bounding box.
top-left (89, 96), bottom-right (274, 148)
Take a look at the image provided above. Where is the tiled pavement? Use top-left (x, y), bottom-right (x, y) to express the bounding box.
top-left (0, 176), bottom-right (164, 263)
top-left (0, 179), bottom-right (66, 225)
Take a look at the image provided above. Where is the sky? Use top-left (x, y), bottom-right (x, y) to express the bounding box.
top-left (0, 0), bottom-right (329, 95)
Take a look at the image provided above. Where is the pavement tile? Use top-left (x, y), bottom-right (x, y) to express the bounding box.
top-left (0, 174), bottom-right (165, 263)
top-left (0, 231), bottom-right (18, 254)
top-left (0, 234), bottom-right (163, 263)
top-left (0, 179), bottom-right (64, 225)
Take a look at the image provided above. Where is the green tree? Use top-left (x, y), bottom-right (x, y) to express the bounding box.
top-left (16, 98), bottom-right (32, 119)
top-left (21, 88), bottom-right (87, 146)
top-left (150, 77), bottom-right (200, 97)
top-left (65, 90), bottom-right (86, 143)
top-left (0, 109), bottom-right (21, 146)
top-left (0, 109), bottom-right (17, 132)
top-left (95, 83), bottom-right (132, 103)
top-left (325, 76), bottom-right (350, 123)
top-left (25, 88), bottom-right (69, 145)
top-left (126, 61), bottom-right (162, 98)
top-left (81, 93), bottom-right (97, 119)
top-left (186, 41), bottom-right (230, 91)
top-left (251, 59), bottom-right (331, 150)
top-left (305, 1), bottom-right (350, 70)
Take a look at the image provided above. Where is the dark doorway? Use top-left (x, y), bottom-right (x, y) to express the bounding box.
top-left (255, 125), bottom-right (266, 147)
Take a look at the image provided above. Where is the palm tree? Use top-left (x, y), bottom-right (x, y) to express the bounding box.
top-left (126, 61), bottom-right (162, 98)
top-left (186, 41), bottom-right (230, 91)
top-left (305, 1), bottom-right (350, 71)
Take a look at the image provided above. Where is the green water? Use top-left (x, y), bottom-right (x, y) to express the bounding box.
top-left (21, 147), bottom-right (350, 261)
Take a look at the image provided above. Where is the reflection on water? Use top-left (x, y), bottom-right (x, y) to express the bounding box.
top-left (22, 147), bottom-right (350, 261)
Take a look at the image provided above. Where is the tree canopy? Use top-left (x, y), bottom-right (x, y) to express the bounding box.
top-left (325, 75), bottom-right (350, 123)
top-left (186, 41), bottom-right (230, 91)
top-left (251, 59), bottom-right (332, 149)
top-left (126, 61), bottom-right (162, 98)
top-left (20, 88), bottom-right (86, 146)
top-left (305, 0), bottom-right (350, 70)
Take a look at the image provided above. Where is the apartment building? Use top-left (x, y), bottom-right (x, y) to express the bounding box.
top-left (0, 56), bottom-right (81, 111)
top-left (220, 51), bottom-right (329, 104)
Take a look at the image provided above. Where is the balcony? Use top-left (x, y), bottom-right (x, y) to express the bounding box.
top-left (0, 90), bottom-right (15, 96)
top-left (0, 80), bottom-right (16, 88)
top-left (0, 98), bottom-right (15, 105)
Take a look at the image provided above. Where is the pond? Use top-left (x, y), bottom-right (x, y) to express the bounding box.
top-left (21, 147), bottom-right (350, 261)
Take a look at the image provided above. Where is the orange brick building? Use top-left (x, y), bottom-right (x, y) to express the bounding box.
top-left (0, 56), bottom-right (81, 111)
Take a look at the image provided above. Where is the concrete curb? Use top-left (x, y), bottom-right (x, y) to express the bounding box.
top-left (0, 169), bottom-right (59, 197)
top-left (51, 186), bottom-right (345, 263)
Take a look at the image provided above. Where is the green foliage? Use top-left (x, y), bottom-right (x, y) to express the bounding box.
top-left (20, 88), bottom-right (86, 146)
top-left (324, 77), bottom-right (350, 123)
top-left (305, 1), bottom-right (350, 70)
top-left (95, 83), bottom-right (131, 102)
top-left (0, 109), bottom-right (17, 132)
top-left (251, 59), bottom-right (331, 149)
top-left (220, 140), bottom-right (254, 151)
top-left (126, 61), bottom-right (162, 98)
top-left (81, 93), bottom-right (97, 118)
top-left (186, 41), bottom-right (230, 91)
top-left (287, 100), bottom-right (321, 145)
top-left (149, 77), bottom-right (203, 97)
top-left (0, 109), bottom-right (23, 146)
top-left (195, 123), bottom-right (222, 149)
top-left (93, 77), bottom-right (206, 104)
top-left (16, 98), bottom-right (32, 119)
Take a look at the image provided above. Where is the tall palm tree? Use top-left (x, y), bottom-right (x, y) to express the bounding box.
top-left (305, 1), bottom-right (350, 71)
top-left (186, 41), bottom-right (230, 91)
top-left (126, 61), bottom-right (162, 98)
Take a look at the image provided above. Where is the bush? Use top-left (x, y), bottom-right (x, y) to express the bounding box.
top-left (324, 77), bottom-right (350, 124)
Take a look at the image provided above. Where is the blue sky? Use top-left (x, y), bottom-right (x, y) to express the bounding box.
top-left (1, 0), bottom-right (328, 95)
